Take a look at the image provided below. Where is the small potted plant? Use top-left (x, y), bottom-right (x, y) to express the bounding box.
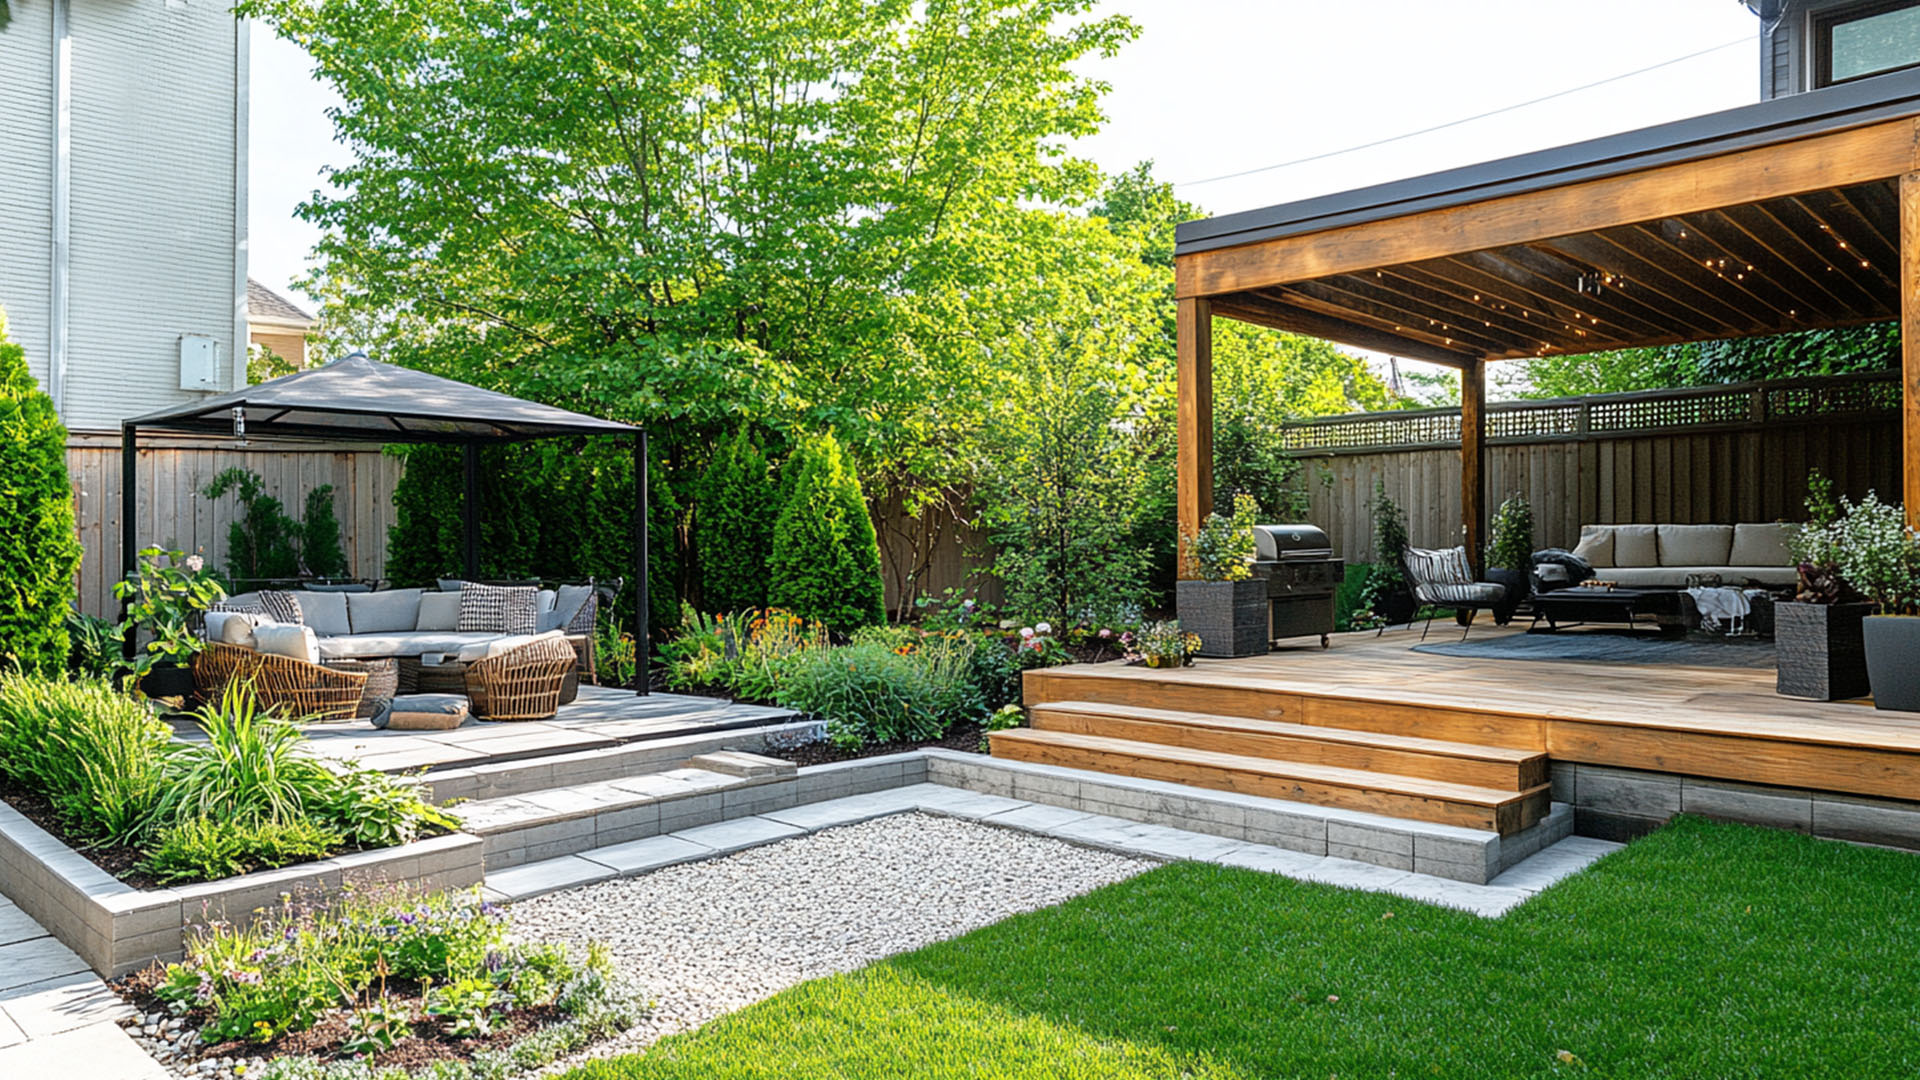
top-left (112, 546), bottom-right (227, 700)
top-left (1364, 481), bottom-right (1416, 627)
top-left (1830, 493), bottom-right (1920, 711)
top-left (1177, 494), bottom-right (1267, 658)
top-left (1484, 493), bottom-right (1534, 626)
top-left (1130, 620), bottom-right (1200, 668)
top-left (1777, 472), bottom-right (1873, 701)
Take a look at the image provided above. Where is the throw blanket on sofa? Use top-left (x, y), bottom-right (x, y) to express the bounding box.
top-left (1531, 548), bottom-right (1595, 587)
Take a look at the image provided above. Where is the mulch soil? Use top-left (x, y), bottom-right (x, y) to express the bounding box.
top-left (114, 967), bottom-right (565, 1071)
top-left (0, 782), bottom-right (160, 887)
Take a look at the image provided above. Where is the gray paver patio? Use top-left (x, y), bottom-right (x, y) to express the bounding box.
top-left (0, 904), bottom-right (159, 1080)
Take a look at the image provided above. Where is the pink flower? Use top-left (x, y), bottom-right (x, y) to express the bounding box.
top-left (1019, 627), bottom-right (1035, 640)
top-left (184, 554), bottom-right (204, 573)
top-left (1098, 628), bottom-right (1112, 639)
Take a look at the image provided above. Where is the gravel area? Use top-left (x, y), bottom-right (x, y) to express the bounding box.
top-left (513, 812), bottom-right (1159, 1070)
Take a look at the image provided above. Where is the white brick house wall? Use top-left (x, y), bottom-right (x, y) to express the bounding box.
top-left (0, 0), bottom-right (246, 434)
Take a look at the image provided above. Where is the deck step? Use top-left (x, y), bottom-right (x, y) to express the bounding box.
top-left (1029, 701), bottom-right (1547, 791)
top-left (989, 728), bottom-right (1550, 835)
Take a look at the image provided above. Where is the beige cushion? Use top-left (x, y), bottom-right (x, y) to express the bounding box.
top-left (316, 631), bottom-right (498, 661)
top-left (1603, 566), bottom-right (1799, 589)
top-left (455, 629), bottom-right (566, 664)
top-left (254, 623), bottom-right (320, 665)
top-left (1611, 525), bottom-right (1659, 568)
top-left (1572, 525), bottom-right (1615, 569)
top-left (384, 694), bottom-right (471, 732)
top-left (415, 591), bottom-right (463, 631)
top-left (298, 590), bottom-right (352, 637)
top-left (346, 589), bottom-right (424, 634)
top-left (1657, 524), bottom-right (1733, 567)
top-left (205, 611), bottom-right (270, 648)
top-left (1729, 523), bottom-right (1797, 567)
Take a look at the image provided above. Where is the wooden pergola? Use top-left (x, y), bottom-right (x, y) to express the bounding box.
top-left (1172, 69), bottom-right (1920, 576)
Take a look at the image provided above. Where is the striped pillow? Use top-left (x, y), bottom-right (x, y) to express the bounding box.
top-left (1405, 546), bottom-right (1473, 587)
top-left (256, 590), bottom-right (304, 625)
top-left (457, 584), bottom-right (539, 635)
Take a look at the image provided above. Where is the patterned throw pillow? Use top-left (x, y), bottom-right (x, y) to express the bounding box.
top-left (257, 590), bottom-right (304, 625)
top-left (211, 598), bottom-right (269, 617)
top-left (565, 591), bottom-right (599, 634)
top-left (457, 583), bottom-right (539, 634)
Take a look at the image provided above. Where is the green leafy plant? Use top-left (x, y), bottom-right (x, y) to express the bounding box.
top-left (0, 674), bottom-right (170, 846)
top-left (777, 633), bottom-right (979, 749)
top-left (1187, 494), bottom-right (1260, 582)
top-left (1486, 494), bottom-right (1535, 572)
top-left (980, 703), bottom-right (1026, 750)
top-left (302, 485), bottom-right (349, 579)
top-left (138, 817), bottom-right (343, 884)
top-left (63, 609), bottom-right (121, 679)
top-left (426, 976), bottom-right (506, 1039)
top-left (1352, 481), bottom-right (1412, 627)
top-left (111, 546), bottom-right (227, 683)
top-left (1825, 493), bottom-right (1920, 615)
top-left (342, 997), bottom-right (414, 1056)
top-left (1129, 620), bottom-right (1198, 667)
top-left (697, 427), bottom-right (775, 613)
top-left (155, 682), bottom-right (341, 825)
top-left (0, 309), bottom-right (82, 674)
top-left (768, 434), bottom-right (887, 632)
top-left (202, 467), bottom-right (303, 582)
top-left (1793, 469), bottom-right (1853, 604)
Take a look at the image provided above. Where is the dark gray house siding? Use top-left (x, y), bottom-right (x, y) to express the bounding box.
top-left (1754, 0), bottom-right (1920, 98)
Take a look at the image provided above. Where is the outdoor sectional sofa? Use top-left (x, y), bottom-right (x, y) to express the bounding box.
top-left (1568, 523), bottom-right (1798, 589)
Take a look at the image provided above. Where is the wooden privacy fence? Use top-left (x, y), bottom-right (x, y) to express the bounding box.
top-left (66, 436), bottom-right (405, 618)
top-left (1280, 371), bottom-right (1903, 566)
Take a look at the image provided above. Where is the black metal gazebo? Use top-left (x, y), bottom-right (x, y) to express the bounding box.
top-left (122, 352), bottom-right (652, 695)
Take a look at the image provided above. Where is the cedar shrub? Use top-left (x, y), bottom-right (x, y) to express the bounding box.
top-left (0, 309), bottom-right (83, 673)
top-left (695, 426), bottom-right (773, 613)
top-left (767, 433), bottom-right (885, 631)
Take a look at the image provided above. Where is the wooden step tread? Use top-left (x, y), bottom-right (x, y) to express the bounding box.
top-left (1030, 701), bottom-right (1542, 764)
top-left (992, 728), bottom-right (1543, 809)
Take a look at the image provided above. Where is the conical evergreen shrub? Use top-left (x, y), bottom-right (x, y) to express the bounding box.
top-left (767, 433), bottom-right (885, 631)
top-left (696, 426), bottom-right (773, 613)
top-left (0, 310), bottom-right (83, 672)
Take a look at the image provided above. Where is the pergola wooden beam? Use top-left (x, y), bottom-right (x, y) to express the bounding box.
top-left (1172, 87), bottom-right (1920, 579)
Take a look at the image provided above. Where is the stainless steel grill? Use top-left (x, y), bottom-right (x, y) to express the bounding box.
top-left (1251, 524), bottom-right (1344, 647)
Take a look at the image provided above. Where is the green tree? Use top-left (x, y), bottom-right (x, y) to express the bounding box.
top-left (1497, 323), bottom-right (1897, 399)
top-left (768, 434), bottom-right (886, 631)
top-left (201, 468), bottom-right (302, 582)
top-left (696, 427), bottom-right (774, 613)
top-left (0, 309), bottom-right (82, 672)
top-left (301, 486), bottom-right (348, 579)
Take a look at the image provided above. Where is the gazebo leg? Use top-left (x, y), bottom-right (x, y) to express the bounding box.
top-left (633, 430), bottom-right (650, 697)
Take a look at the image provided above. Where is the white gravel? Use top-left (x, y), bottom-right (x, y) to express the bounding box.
top-left (513, 811), bottom-right (1159, 1068)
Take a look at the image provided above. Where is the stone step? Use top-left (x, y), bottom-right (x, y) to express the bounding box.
top-left (1029, 701), bottom-right (1548, 791)
top-left (415, 720), bottom-right (822, 804)
top-left (989, 728), bottom-right (1552, 835)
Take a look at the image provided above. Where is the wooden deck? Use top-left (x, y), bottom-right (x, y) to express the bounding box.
top-left (1016, 626), bottom-right (1920, 807)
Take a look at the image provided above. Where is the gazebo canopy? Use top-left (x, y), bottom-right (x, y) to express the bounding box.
top-left (126, 353), bottom-right (638, 443)
top-left (121, 354), bottom-right (652, 693)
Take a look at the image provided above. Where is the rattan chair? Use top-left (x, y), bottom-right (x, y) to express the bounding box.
top-left (192, 642), bottom-right (371, 722)
top-left (463, 636), bottom-right (577, 721)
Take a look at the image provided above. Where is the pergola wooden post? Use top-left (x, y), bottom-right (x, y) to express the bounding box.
top-left (1461, 360), bottom-right (1487, 573)
top-left (1176, 298), bottom-right (1214, 578)
top-left (1904, 172), bottom-right (1920, 529)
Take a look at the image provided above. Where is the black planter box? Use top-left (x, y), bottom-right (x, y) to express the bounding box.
top-left (138, 662), bottom-right (196, 700)
top-left (1775, 601), bottom-right (1872, 701)
top-left (1487, 568), bottom-right (1529, 626)
top-left (1864, 615), bottom-right (1920, 712)
top-left (1177, 579), bottom-right (1270, 659)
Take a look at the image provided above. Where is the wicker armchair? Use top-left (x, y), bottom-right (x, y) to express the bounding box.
top-left (464, 636), bottom-right (577, 721)
top-left (192, 642), bottom-right (371, 722)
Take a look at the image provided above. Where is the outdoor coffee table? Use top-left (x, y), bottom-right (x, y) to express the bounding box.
top-left (1529, 587), bottom-right (1681, 635)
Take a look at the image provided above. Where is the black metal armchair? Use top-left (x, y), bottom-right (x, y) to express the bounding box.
top-left (1401, 546), bottom-right (1508, 641)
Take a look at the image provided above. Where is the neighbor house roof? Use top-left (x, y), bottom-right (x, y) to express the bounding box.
top-left (125, 352), bottom-right (639, 443)
top-left (245, 278), bottom-right (315, 328)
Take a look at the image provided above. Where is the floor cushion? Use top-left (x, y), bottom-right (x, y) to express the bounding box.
top-left (377, 694), bottom-right (472, 731)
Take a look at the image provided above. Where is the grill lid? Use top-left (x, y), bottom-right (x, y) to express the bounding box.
top-left (1252, 523), bottom-right (1333, 561)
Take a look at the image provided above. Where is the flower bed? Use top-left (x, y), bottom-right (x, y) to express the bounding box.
top-left (114, 885), bottom-right (646, 1080)
top-left (0, 675), bottom-right (455, 888)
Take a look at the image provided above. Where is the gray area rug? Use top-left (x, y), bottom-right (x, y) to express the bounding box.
top-left (1413, 631), bottom-right (1776, 670)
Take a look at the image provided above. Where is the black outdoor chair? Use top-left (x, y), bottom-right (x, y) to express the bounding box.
top-left (1401, 546), bottom-right (1508, 641)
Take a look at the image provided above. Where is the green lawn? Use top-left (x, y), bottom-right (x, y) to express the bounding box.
top-left (566, 817), bottom-right (1919, 1079)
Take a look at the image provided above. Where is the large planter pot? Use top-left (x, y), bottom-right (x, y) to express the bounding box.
top-left (1486, 568), bottom-right (1529, 626)
top-left (138, 661), bottom-right (196, 700)
top-left (1177, 579), bottom-right (1269, 659)
top-left (1863, 615), bottom-right (1920, 712)
top-left (1775, 601), bottom-right (1872, 701)
top-left (1374, 588), bottom-right (1417, 629)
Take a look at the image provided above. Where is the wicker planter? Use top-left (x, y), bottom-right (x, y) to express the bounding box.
top-left (1177, 579), bottom-right (1269, 659)
top-left (1863, 615), bottom-right (1920, 712)
top-left (1775, 601), bottom-right (1872, 701)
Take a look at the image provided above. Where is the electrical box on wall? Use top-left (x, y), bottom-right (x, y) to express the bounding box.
top-left (179, 335), bottom-right (221, 391)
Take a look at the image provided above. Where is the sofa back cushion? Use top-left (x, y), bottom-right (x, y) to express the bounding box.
top-left (415, 591), bottom-right (463, 631)
top-left (1729, 522), bottom-right (1798, 567)
top-left (298, 590), bottom-right (352, 637)
top-left (1572, 525), bottom-right (1615, 569)
top-left (1611, 525), bottom-right (1659, 567)
top-left (1657, 524), bottom-right (1734, 567)
top-left (347, 589), bottom-right (424, 635)
top-left (255, 623), bottom-right (320, 664)
top-left (540, 584), bottom-right (595, 633)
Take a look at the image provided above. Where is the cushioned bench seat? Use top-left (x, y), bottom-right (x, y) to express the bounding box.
top-left (1570, 522), bottom-right (1797, 590)
top-left (317, 631), bottom-right (501, 660)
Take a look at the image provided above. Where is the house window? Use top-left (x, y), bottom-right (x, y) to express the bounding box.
top-left (1815, 0), bottom-right (1920, 87)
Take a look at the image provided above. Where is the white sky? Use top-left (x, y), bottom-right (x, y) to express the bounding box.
top-left (248, 0), bottom-right (1762, 331)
